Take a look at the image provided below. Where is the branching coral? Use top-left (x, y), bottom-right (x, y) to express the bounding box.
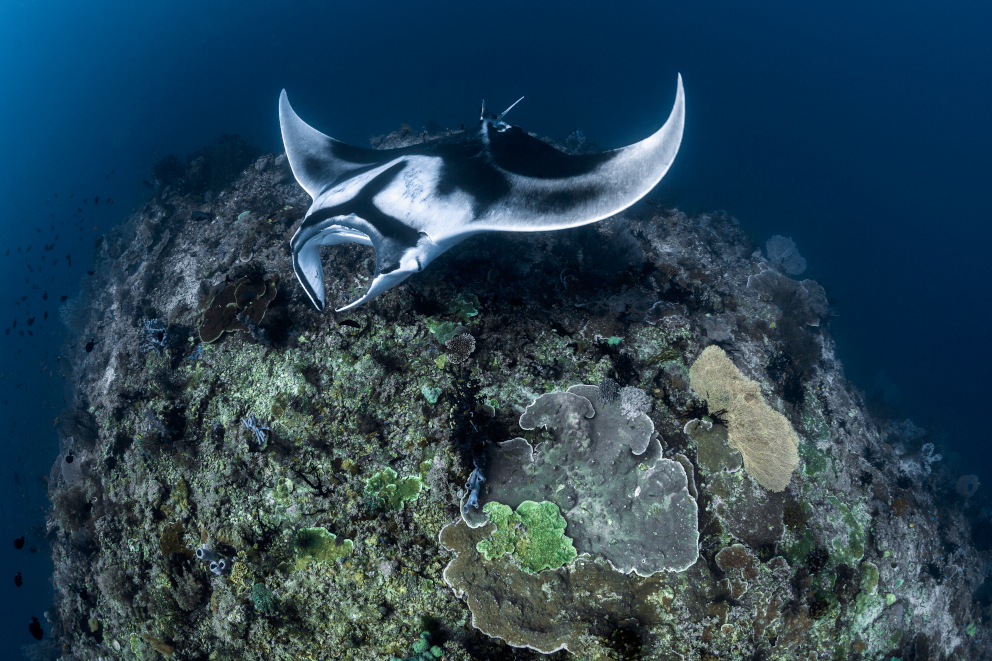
top-left (140, 318), bottom-right (168, 355)
top-left (444, 333), bottom-right (476, 365)
top-left (240, 414), bottom-right (270, 448)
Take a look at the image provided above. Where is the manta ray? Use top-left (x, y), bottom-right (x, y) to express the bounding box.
top-left (279, 76), bottom-right (685, 312)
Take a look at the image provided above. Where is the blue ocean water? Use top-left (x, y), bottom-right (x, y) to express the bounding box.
top-left (1, 0), bottom-right (989, 652)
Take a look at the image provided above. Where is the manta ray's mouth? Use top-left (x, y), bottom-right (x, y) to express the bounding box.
top-left (290, 219), bottom-right (374, 312)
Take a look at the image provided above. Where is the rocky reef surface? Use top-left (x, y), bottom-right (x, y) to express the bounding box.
top-left (42, 129), bottom-right (992, 661)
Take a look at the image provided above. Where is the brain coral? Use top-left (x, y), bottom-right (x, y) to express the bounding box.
top-left (688, 345), bottom-right (800, 492)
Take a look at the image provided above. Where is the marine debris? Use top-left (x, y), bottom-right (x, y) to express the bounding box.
top-left (46, 124), bottom-right (990, 661)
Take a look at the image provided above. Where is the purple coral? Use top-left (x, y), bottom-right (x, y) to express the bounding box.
top-left (241, 414), bottom-right (270, 447)
top-left (463, 466), bottom-right (485, 513)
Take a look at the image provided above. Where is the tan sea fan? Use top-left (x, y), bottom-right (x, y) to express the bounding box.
top-left (689, 345), bottom-right (800, 491)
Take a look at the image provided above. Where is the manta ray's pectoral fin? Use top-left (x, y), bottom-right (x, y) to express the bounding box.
top-left (291, 215), bottom-right (444, 313)
top-left (279, 90), bottom-right (387, 198)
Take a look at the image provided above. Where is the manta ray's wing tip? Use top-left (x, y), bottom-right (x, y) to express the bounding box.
top-left (279, 89), bottom-right (293, 116)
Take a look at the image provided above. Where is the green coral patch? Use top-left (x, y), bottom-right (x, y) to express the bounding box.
top-left (289, 527), bottom-right (353, 570)
top-left (477, 500), bottom-right (577, 574)
top-left (799, 440), bottom-right (828, 476)
top-left (365, 467), bottom-right (423, 511)
top-left (783, 529), bottom-right (816, 565)
top-left (421, 384), bottom-right (442, 404)
top-left (449, 293), bottom-right (480, 323)
top-left (432, 321), bottom-right (461, 345)
top-left (251, 583), bottom-right (275, 614)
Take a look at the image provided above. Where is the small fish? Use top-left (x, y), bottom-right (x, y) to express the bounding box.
top-left (14, 536), bottom-right (24, 549)
top-left (42, 292), bottom-right (47, 301)
top-left (14, 572), bottom-right (22, 587)
top-left (84, 339), bottom-right (95, 353)
top-left (27, 318), bottom-right (34, 326)
top-left (86, 270), bottom-right (94, 276)
top-left (28, 616), bottom-right (42, 641)
top-left (60, 295), bottom-right (67, 302)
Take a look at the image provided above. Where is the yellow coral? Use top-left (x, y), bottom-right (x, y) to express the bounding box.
top-left (689, 346), bottom-right (799, 491)
top-left (229, 561), bottom-right (252, 594)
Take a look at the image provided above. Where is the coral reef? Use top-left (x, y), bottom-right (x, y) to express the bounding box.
top-left (46, 131), bottom-right (991, 661)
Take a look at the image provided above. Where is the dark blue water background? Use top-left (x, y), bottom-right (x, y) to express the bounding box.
top-left (2, 0), bottom-right (990, 651)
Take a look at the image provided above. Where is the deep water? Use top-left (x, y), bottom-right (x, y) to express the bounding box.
top-left (1, 0), bottom-right (990, 653)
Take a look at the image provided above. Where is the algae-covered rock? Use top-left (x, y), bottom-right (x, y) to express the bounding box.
top-left (687, 419), bottom-right (742, 474)
top-left (288, 527), bottom-right (353, 570)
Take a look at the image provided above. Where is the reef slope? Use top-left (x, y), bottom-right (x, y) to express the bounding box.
top-left (45, 133), bottom-right (991, 661)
